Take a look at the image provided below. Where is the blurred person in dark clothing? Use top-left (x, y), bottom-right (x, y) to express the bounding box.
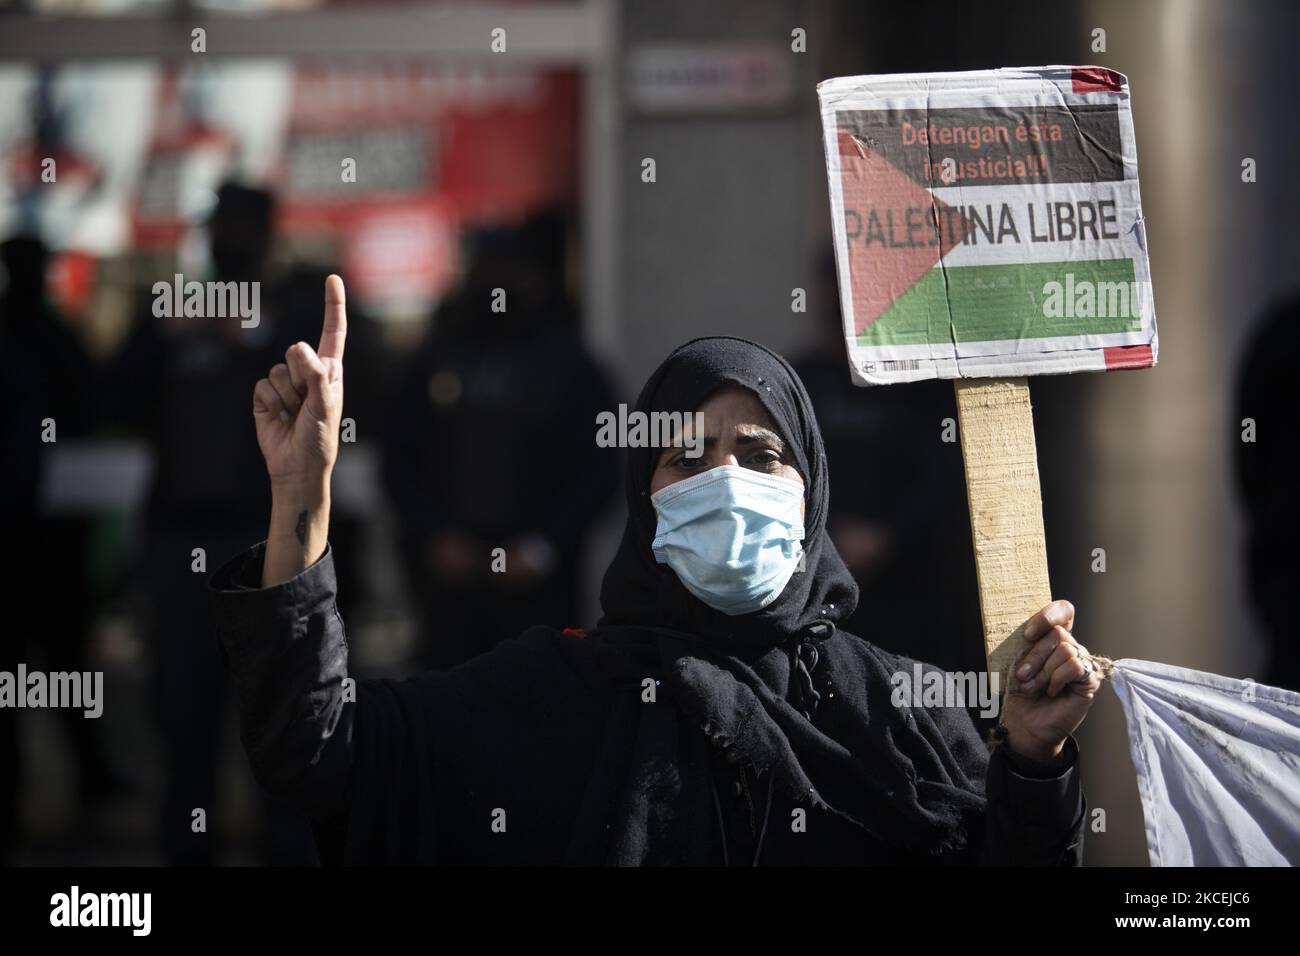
top-left (0, 235), bottom-right (125, 862)
top-left (383, 210), bottom-right (619, 669)
top-left (792, 248), bottom-right (982, 675)
top-left (103, 183), bottom-right (316, 864)
top-left (1234, 294), bottom-right (1299, 693)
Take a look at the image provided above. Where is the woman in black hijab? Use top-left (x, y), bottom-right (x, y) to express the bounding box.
top-left (213, 277), bottom-right (1100, 865)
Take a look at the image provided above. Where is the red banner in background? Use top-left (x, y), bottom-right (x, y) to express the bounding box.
top-left (131, 64), bottom-right (579, 312)
top-left (341, 197), bottom-right (458, 315)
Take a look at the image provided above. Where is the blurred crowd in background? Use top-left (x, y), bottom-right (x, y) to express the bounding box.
top-left (0, 0), bottom-right (1296, 867)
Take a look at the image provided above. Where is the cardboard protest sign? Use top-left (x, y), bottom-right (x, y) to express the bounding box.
top-left (818, 66), bottom-right (1157, 385)
top-left (817, 66), bottom-right (1160, 683)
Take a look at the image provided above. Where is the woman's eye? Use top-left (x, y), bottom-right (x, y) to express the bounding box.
top-left (676, 454), bottom-right (706, 469)
top-left (748, 450), bottom-right (781, 468)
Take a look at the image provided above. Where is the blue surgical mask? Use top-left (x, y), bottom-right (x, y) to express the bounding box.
top-left (650, 465), bottom-right (805, 616)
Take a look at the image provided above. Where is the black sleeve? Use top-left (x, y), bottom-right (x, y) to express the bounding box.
top-left (868, 646), bottom-right (1086, 867)
top-left (979, 736), bottom-right (1086, 866)
top-left (212, 541), bottom-right (462, 865)
top-left (209, 542), bottom-right (357, 824)
top-left (210, 540), bottom-right (604, 865)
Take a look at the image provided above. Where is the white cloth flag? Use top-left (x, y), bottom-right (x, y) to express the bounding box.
top-left (1109, 659), bottom-right (1300, 866)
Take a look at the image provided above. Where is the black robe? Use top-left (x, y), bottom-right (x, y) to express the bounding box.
top-left (212, 336), bottom-right (1086, 865)
top-left (212, 542), bottom-right (1083, 865)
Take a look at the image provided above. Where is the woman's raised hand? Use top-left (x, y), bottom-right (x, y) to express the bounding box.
top-left (253, 275), bottom-right (347, 487)
top-left (253, 275), bottom-right (347, 586)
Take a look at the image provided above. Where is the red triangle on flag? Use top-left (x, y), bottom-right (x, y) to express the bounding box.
top-left (836, 129), bottom-right (967, 336)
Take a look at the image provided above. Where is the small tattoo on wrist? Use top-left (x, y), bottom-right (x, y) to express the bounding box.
top-left (295, 510), bottom-right (308, 545)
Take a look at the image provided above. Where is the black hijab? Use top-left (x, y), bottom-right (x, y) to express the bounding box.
top-left (597, 336), bottom-right (858, 644)
top-left (572, 337), bottom-right (986, 864)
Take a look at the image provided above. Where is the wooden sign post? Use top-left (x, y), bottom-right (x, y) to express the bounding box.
top-left (818, 66), bottom-right (1159, 687)
top-left (952, 378), bottom-right (1052, 683)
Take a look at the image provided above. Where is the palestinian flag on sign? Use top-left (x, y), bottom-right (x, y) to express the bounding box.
top-left (818, 66), bottom-right (1158, 385)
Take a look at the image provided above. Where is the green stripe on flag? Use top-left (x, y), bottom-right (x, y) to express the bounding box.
top-left (857, 258), bottom-right (1142, 347)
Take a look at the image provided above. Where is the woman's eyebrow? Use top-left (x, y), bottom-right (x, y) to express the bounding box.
top-left (735, 427), bottom-right (786, 451)
top-left (654, 428), bottom-right (785, 462)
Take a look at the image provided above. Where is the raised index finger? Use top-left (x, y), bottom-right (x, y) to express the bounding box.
top-left (319, 274), bottom-right (348, 362)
